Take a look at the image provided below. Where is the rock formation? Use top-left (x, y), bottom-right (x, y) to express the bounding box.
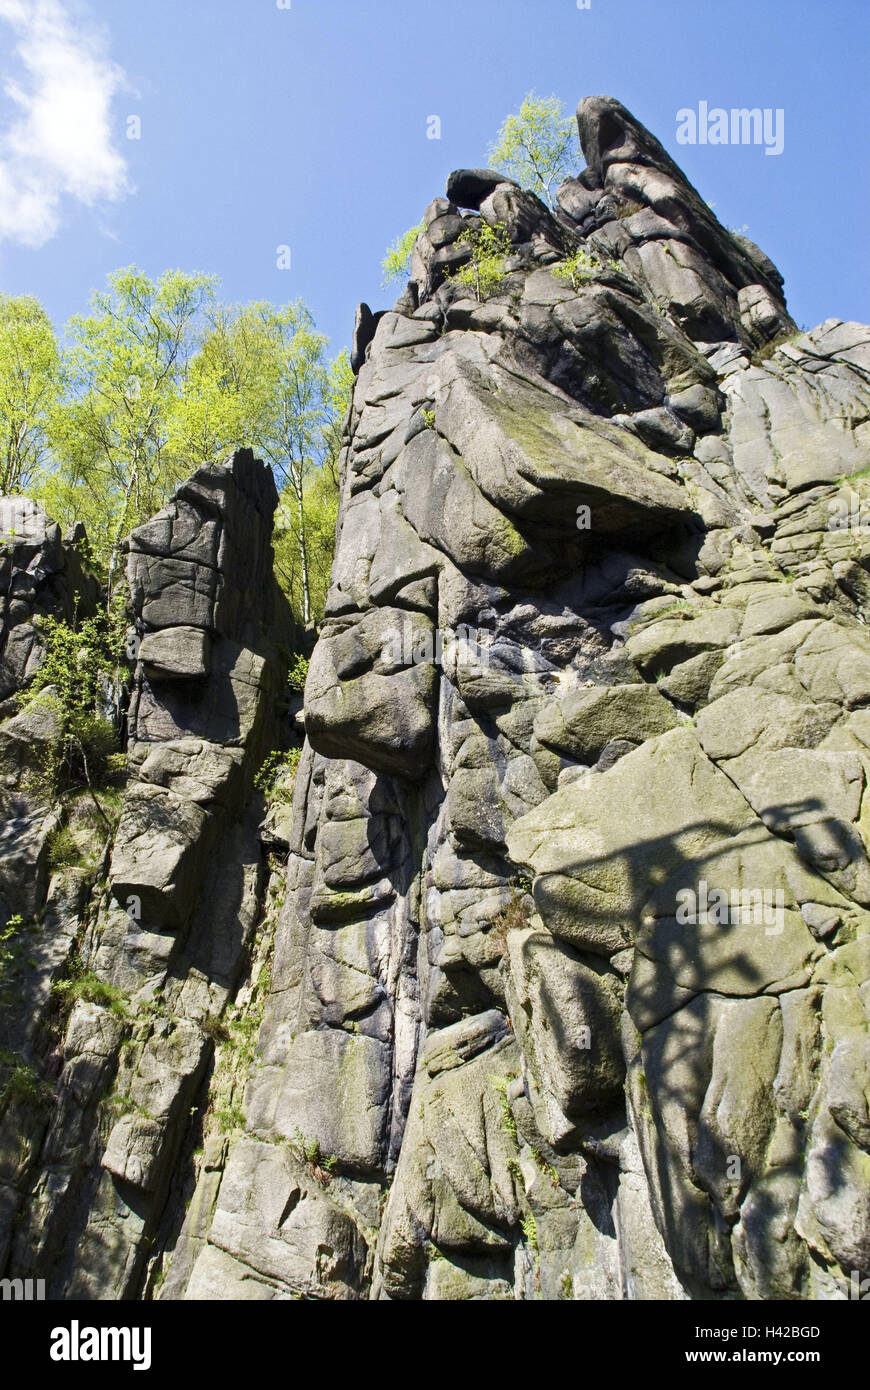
top-left (2, 96), bottom-right (870, 1301)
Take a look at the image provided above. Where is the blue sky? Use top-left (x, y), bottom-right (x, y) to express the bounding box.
top-left (0, 0), bottom-right (868, 358)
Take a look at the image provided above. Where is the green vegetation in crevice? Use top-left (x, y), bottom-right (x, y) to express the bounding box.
top-left (520, 1210), bottom-right (539, 1254)
top-left (45, 824), bottom-right (87, 872)
top-left (614, 199), bottom-right (645, 220)
top-left (288, 1129), bottom-right (339, 1184)
top-left (0, 913), bottom-right (30, 1006)
top-left (45, 786), bottom-right (125, 874)
top-left (447, 222), bottom-right (513, 302)
top-left (106, 1092), bottom-right (156, 1122)
top-left (18, 608), bottom-right (129, 810)
top-left (52, 968), bottom-right (129, 1019)
top-left (254, 747), bottom-right (302, 805)
top-left (549, 246), bottom-right (622, 290)
top-left (641, 598), bottom-right (694, 622)
top-left (489, 889), bottom-right (533, 960)
top-left (488, 1071), bottom-right (550, 1284)
top-left (195, 883), bottom-right (279, 1152)
top-left (214, 1101), bottom-right (246, 1134)
top-left (287, 653), bottom-right (309, 693)
top-left (636, 1067), bottom-right (653, 1119)
top-left (837, 463), bottom-right (870, 486)
top-left (0, 1047), bottom-right (54, 1112)
top-left (750, 329), bottom-right (802, 367)
top-left (529, 1147), bottom-right (560, 1187)
top-left (491, 1074), bottom-right (520, 1147)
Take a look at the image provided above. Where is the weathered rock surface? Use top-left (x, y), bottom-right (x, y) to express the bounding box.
top-left (0, 450), bottom-right (292, 1296)
top-left (0, 496), bottom-right (99, 706)
top-left (2, 96), bottom-right (870, 1301)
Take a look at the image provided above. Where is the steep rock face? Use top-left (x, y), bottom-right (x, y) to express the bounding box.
top-left (0, 498), bottom-right (100, 938)
top-left (0, 496), bottom-right (99, 706)
top-left (0, 451), bottom-right (292, 1297)
top-left (160, 98), bottom-right (870, 1300)
top-left (2, 95), bottom-right (870, 1302)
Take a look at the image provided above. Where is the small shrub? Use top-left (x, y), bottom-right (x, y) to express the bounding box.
top-left (550, 246), bottom-right (622, 290)
top-left (294, 1128), bottom-right (319, 1165)
top-left (21, 610), bottom-right (127, 802)
top-left (254, 747), bottom-right (302, 803)
top-left (382, 223), bottom-right (425, 288)
top-left (228, 1014), bottom-right (261, 1064)
top-left (46, 824), bottom-right (85, 871)
top-left (287, 653), bottom-right (309, 692)
top-left (551, 248), bottom-right (600, 288)
top-left (448, 222), bottom-right (512, 301)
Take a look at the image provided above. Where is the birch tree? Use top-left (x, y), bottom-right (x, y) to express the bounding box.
top-left (0, 293), bottom-right (60, 495)
top-left (45, 267), bottom-right (216, 594)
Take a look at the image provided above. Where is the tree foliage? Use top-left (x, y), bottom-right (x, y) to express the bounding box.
top-left (0, 294), bottom-right (60, 494)
top-left (487, 92), bottom-right (578, 207)
top-left (164, 300), bottom-right (274, 467)
top-left (170, 303), bottom-right (350, 626)
top-left (42, 267), bottom-right (217, 593)
top-left (11, 269), bottom-right (353, 629)
top-left (382, 223), bottom-right (425, 288)
top-left (249, 308), bottom-right (347, 627)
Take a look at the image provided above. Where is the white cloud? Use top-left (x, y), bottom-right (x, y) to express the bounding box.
top-left (0, 0), bottom-right (131, 246)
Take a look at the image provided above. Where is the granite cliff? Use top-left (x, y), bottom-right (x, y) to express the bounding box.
top-left (2, 96), bottom-right (870, 1301)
